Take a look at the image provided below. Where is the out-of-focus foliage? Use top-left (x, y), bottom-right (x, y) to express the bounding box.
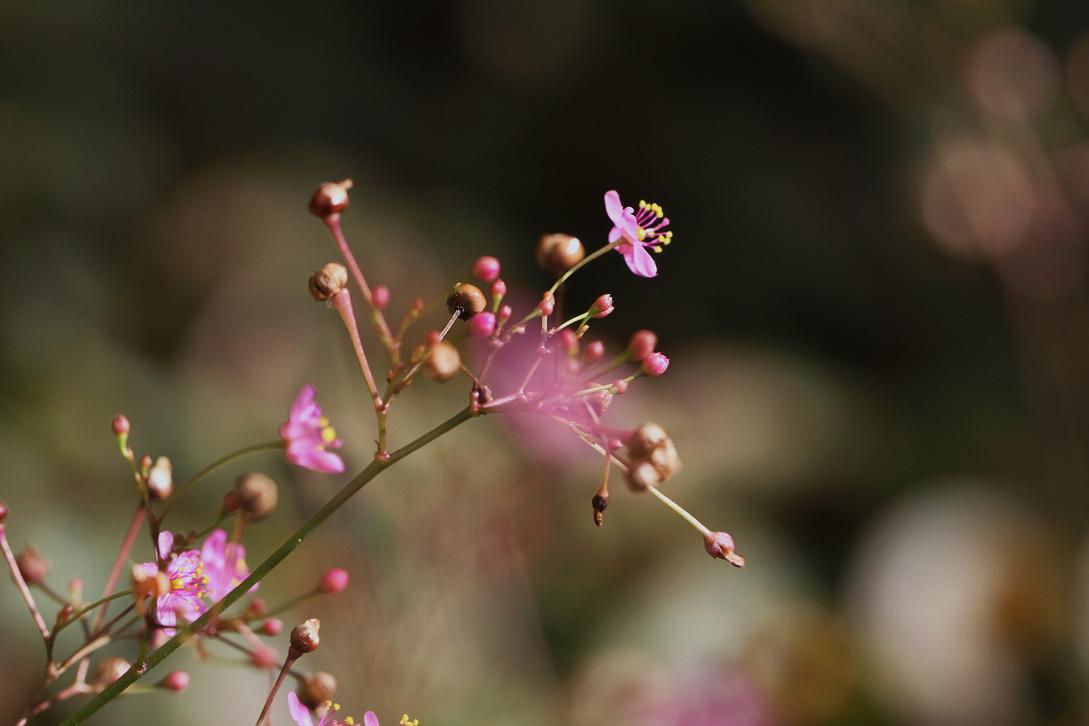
top-left (4, 0), bottom-right (1089, 724)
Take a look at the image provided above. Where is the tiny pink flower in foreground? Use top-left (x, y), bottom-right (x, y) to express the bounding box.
top-left (604, 190), bottom-right (673, 278)
top-left (472, 255), bottom-right (501, 282)
top-left (641, 351), bottom-right (670, 377)
top-left (289, 692), bottom-right (380, 726)
top-left (469, 311), bottom-right (497, 337)
top-left (140, 531), bottom-right (207, 634)
top-left (280, 385), bottom-right (345, 474)
top-left (319, 567), bottom-right (350, 594)
top-left (201, 529), bottom-right (253, 601)
top-left (591, 293), bottom-right (614, 318)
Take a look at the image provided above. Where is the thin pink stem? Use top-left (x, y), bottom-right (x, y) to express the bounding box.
top-left (94, 504), bottom-right (145, 630)
top-left (254, 652), bottom-right (298, 726)
top-left (0, 526), bottom-right (50, 642)
top-left (330, 289), bottom-right (382, 405)
top-left (325, 216), bottom-right (396, 345)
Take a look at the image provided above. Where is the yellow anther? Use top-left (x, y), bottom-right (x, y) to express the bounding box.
top-left (322, 426), bottom-right (337, 444)
top-left (345, 718), bottom-right (355, 725)
top-left (639, 200), bottom-right (647, 208)
top-left (637, 228), bottom-right (646, 241)
top-left (320, 416), bottom-right (330, 427)
top-left (333, 702), bottom-right (341, 711)
top-left (652, 246), bottom-right (663, 253)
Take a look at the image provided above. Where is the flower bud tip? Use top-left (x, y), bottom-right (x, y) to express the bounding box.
top-left (641, 351), bottom-right (670, 377)
top-left (308, 180), bottom-right (352, 218)
top-left (309, 263), bottom-right (349, 302)
top-left (704, 531), bottom-right (745, 568)
top-left (472, 255), bottom-right (501, 283)
top-left (159, 670), bottom-right (190, 692)
top-left (290, 618), bottom-right (321, 654)
top-left (628, 330), bottom-right (657, 362)
top-left (446, 283), bottom-right (487, 320)
top-left (319, 568), bottom-right (350, 595)
top-left (111, 415), bottom-right (130, 436)
top-left (372, 285), bottom-right (390, 310)
top-left (469, 311), bottom-right (497, 338)
top-left (234, 472), bottom-right (279, 521)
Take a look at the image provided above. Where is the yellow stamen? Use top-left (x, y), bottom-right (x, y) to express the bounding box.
top-left (322, 426), bottom-right (337, 444)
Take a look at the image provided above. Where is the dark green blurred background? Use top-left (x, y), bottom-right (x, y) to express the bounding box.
top-left (5, 0), bottom-right (1089, 724)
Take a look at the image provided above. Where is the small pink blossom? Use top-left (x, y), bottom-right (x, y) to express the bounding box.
top-left (591, 294), bottom-right (614, 318)
top-left (469, 311), bottom-right (497, 337)
top-left (139, 531), bottom-right (207, 635)
top-left (472, 255), bottom-right (501, 282)
top-left (279, 385), bottom-right (345, 474)
top-left (641, 352), bottom-right (670, 377)
top-left (288, 692), bottom-right (380, 726)
top-left (490, 278), bottom-right (507, 298)
top-left (200, 529), bottom-right (253, 601)
top-left (604, 190), bottom-right (673, 278)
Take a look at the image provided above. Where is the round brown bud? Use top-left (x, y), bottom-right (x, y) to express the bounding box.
top-left (93, 657), bottom-right (132, 686)
top-left (423, 341), bottom-right (461, 383)
top-left (147, 456), bottom-right (174, 500)
top-left (111, 415), bottom-right (130, 436)
top-left (290, 618), bottom-right (321, 654)
top-left (536, 233), bottom-right (586, 274)
top-left (627, 423), bottom-right (670, 460)
top-left (16, 546), bottom-right (50, 585)
top-left (0, 500), bottom-right (7, 524)
top-left (624, 423), bottom-right (682, 491)
top-left (308, 179), bottom-right (352, 218)
top-left (446, 283), bottom-right (487, 320)
top-left (298, 671), bottom-right (338, 709)
top-left (234, 473), bottom-right (279, 521)
top-left (308, 263), bottom-right (348, 302)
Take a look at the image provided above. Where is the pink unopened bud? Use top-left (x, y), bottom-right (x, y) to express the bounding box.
top-left (412, 296), bottom-right (426, 313)
top-left (245, 597), bottom-right (268, 619)
top-left (260, 618), bottom-right (284, 636)
top-left (159, 670), bottom-right (190, 692)
top-left (426, 329), bottom-right (441, 346)
top-left (0, 500), bottom-right (7, 524)
top-left (612, 378), bottom-right (629, 394)
top-left (591, 294), bottom-right (614, 318)
top-left (17, 546), bottom-right (50, 584)
top-left (498, 304), bottom-right (512, 322)
top-left (111, 415), bottom-right (130, 436)
top-left (538, 294), bottom-right (555, 317)
top-left (372, 285), bottom-right (390, 310)
top-left (559, 329), bottom-right (579, 356)
top-left (641, 352), bottom-right (670, 377)
top-left (469, 312), bottom-right (497, 338)
top-left (704, 531), bottom-right (745, 568)
top-left (585, 340), bottom-right (605, 362)
top-left (250, 645), bottom-right (279, 670)
top-left (628, 330), bottom-right (657, 361)
top-left (473, 256), bottom-right (501, 283)
top-left (490, 278), bottom-right (507, 298)
top-left (318, 568), bottom-right (350, 595)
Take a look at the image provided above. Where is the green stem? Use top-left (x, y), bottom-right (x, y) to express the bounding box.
top-left (62, 407), bottom-right (474, 725)
top-left (546, 240), bottom-right (622, 297)
top-left (157, 441), bottom-right (282, 522)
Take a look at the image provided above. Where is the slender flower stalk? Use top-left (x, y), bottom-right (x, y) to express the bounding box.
top-left (1, 522), bottom-right (51, 642)
top-left (92, 505), bottom-right (145, 630)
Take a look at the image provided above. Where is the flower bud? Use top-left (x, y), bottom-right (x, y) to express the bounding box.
top-left (318, 568), bottom-right (349, 595)
top-left (234, 473), bottom-right (279, 521)
top-left (298, 672), bottom-right (338, 709)
top-left (612, 378), bottom-right (629, 394)
top-left (472, 255), bottom-right (501, 283)
top-left (222, 490), bottom-right (242, 514)
top-left (309, 263), bottom-right (349, 302)
top-left (147, 456), bottom-right (173, 500)
top-left (538, 294), bottom-right (555, 317)
top-left (498, 304), bottom-right (512, 322)
top-left (536, 233), bottom-right (586, 274)
top-left (627, 330), bottom-right (657, 361)
top-left (16, 546), bottom-right (50, 585)
top-left (260, 618), bottom-right (284, 636)
top-left (704, 531), bottom-right (746, 568)
top-left (57, 603), bottom-right (75, 625)
top-left (559, 329), bottom-right (578, 356)
top-left (290, 618), bottom-right (321, 654)
top-left (490, 278), bottom-right (507, 298)
top-left (111, 415), bottom-right (130, 436)
top-left (585, 340), bottom-right (605, 362)
top-left (245, 597), bottom-right (268, 619)
top-left (590, 294), bottom-right (614, 318)
top-left (94, 658), bottom-right (131, 686)
top-left (159, 670), bottom-right (190, 692)
top-left (446, 283), bottom-right (487, 320)
top-left (469, 312), bottom-right (497, 338)
top-left (0, 500), bottom-right (7, 524)
top-left (591, 492), bottom-right (609, 528)
top-left (250, 645), bottom-right (279, 670)
top-left (372, 285), bottom-right (390, 310)
top-left (423, 341), bottom-right (461, 382)
top-left (641, 351), bottom-right (669, 377)
top-left (308, 179), bottom-right (352, 218)
top-left (624, 423), bottom-right (681, 491)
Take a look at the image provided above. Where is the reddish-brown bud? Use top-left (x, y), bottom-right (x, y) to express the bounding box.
top-left (536, 233), bottom-right (586, 274)
top-left (319, 568), bottom-right (349, 595)
top-left (538, 293), bottom-right (556, 317)
top-left (308, 179), bottom-right (352, 218)
top-left (298, 672), bottom-right (338, 709)
top-left (290, 618), bottom-right (321, 654)
top-left (234, 472), bottom-right (279, 521)
top-left (624, 423), bottom-right (682, 491)
top-left (16, 546), bottom-right (50, 585)
top-left (111, 415), bottom-right (130, 436)
top-left (628, 330), bottom-right (658, 361)
top-left (260, 618), bottom-right (284, 636)
top-left (447, 283), bottom-right (487, 320)
top-left (704, 531), bottom-right (746, 568)
top-left (245, 597), bottom-right (268, 619)
top-left (424, 341), bottom-right (461, 383)
top-left (0, 500), bottom-right (7, 524)
top-left (308, 263), bottom-right (349, 302)
top-left (159, 670), bottom-right (190, 692)
top-left (591, 491), bottom-right (609, 528)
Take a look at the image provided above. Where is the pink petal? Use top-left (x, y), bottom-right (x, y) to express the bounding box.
top-left (363, 712), bottom-right (381, 726)
top-left (608, 226), bottom-right (623, 244)
top-left (623, 242), bottom-right (658, 278)
top-left (604, 190), bottom-right (625, 225)
top-left (288, 692), bottom-right (315, 726)
top-left (201, 529), bottom-right (227, 565)
top-left (157, 531), bottom-right (174, 561)
top-left (289, 384), bottom-right (318, 419)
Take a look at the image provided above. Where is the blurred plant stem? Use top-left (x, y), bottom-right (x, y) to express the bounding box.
top-left (61, 406), bottom-right (474, 725)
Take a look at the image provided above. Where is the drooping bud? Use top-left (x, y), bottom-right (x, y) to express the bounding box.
top-left (628, 330), bottom-right (657, 361)
top-left (423, 341), bottom-right (461, 382)
top-left (590, 294), bottom-right (614, 318)
top-left (536, 233), bottom-right (586, 274)
top-left (158, 670), bottom-right (191, 692)
top-left (624, 423), bottom-right (682, 491)
top-left (372, 285), bottom-right (391, 310)
top-left (111, 415), bottom-right (130, 436)
top-left (472, 256), bottom-right (501, 283)
top-left (704, 531), bottom-right (746, 568)
top-left (308, 263), bottom-right (349, 302)
top-left (93, 657), bottom-right (132, 686)
top-left (469, 312), bottom-right (497, 338)
top-left (641, 351), bottom-right (670, 377)
top-left (537, 293), bottom-right (555, 317)
top-left (298, 672), bottom-right (338, 709)
top-left (446, 283), bottom-right (487, 320)
top-left (147, 456), bottom-right (174, 500)
top-left (290, 618), bottom-right (321, 655)
top-left (234, 472), bottom-right (279, 521)
top-left (585, 340), bottom-right (605, 362)
top-left (591, 491), bottom-right (609, 527)
top-left (16, 546), bottom-right (50, 585)
top-left (490, 278), bottom-right (507, 298)
top-left (318, 568), bottom-right (350, 595)
top-left (308, 179), bottom-right (352, 218)
top-left (260, 618), bottom-right (284, 636)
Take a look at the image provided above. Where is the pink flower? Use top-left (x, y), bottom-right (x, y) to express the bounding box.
top-left (201, 529), bottom-right (253, 601)
top-left (604, 190), bottom-right (673, 278)
top-left (279, 385), bottom-right (345, 474)
top-left (140, 531), bottom-right (207, 635)
top-left (288, 692), bottom-right (380, 726)
top-left (641, 351), bottom-right (670, 377)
